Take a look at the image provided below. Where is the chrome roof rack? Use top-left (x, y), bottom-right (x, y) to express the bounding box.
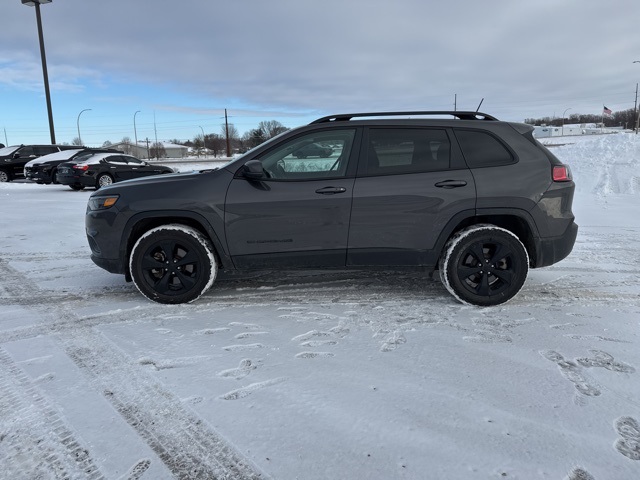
top-left (310, 111), bottom-right (499, 124)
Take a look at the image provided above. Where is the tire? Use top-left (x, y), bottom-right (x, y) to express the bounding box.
top-left (69, 184), bottom-right (85, 191)
top-left (96, 173), bottom-right (113, 189)
top-left (51, 168), bottom-right (60, 184)
top-left (439, 224), bottom-right (529, 306)
top-left (129, 225), bottom-right (217, 304)
top-left (0, 169), bottom-right (9, 183)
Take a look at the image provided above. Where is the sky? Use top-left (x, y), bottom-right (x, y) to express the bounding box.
top-left (1, 0), bottom-right (639, 147)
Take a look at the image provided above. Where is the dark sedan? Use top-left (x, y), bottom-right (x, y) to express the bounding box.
top-left (24, 147), bottom-right (123, 184)
top-left (292, 142), bottom-right (333, 158)
top-left (56, 153), bottom-right (174, 190)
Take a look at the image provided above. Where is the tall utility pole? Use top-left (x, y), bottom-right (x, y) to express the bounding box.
top-left (635, 82), bottom-right (639, 134)
top-left (22, 0), bottom-right (56, 144)
top-left (225, 109), bottom-right (231, 158)
top-left (634, 61), bottom-right (640, 134)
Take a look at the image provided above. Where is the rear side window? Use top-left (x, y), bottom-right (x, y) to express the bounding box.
top-left (34, 146), bottom-right (58, 156)
top-left (455, 130), bottom-right (514, 168)
top-left (363, 128), bottom-right (450, 176)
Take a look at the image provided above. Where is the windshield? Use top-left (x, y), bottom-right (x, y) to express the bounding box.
top-left (0, 146), bottom-right (19, 156)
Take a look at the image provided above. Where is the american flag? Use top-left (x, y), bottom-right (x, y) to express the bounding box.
top-left (603, 105), bottom-right (613, 116)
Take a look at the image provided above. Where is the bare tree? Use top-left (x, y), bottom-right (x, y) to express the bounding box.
top-left (150, 142), bottom-right (166, 160)
top-left (72, 137), bottom-right (82, 146)
top-left (258, 120), bottom-right (288, 139)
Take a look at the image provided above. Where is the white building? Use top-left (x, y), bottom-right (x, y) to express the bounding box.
top-left (533, 124), bottom-right (622, 138)
top-left (110, 141), bottom-right (188, 159)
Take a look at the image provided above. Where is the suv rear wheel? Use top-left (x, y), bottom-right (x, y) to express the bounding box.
top-left (130, 224), bottom-right (217, 304)
top-left (439, 224), bottom-right (529, 306)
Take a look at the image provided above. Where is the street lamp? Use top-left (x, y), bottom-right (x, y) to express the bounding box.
top-left (76, 108), bottom-right (91, 146)
top-left (134, 110), bottom-right (141, 148)
top-left (22, 0), bottom-right (55, 144)
top-left (561, 108), bottom-right (571, 136)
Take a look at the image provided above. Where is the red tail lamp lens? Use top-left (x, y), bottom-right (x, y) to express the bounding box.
top-left (553, 165), bottom-right (572, 182)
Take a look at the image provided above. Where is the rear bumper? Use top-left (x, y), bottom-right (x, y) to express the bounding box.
top-left (534, 221), bottom-right (578, 268)
top-left (58, 174), bottom-right (93, 188)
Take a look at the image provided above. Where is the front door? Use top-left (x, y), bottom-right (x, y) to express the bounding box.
top-left (224, 128), bottom-right (360, 269)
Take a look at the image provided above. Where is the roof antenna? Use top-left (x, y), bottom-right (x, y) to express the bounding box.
top-left (476, 98), bottom-right (484, 112)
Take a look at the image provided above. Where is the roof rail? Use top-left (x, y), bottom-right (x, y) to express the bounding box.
top-left (310, 111), bottom-right (499, 124)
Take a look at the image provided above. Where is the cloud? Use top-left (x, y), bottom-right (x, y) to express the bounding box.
top-left (4, 0), bottom-right (640, 125)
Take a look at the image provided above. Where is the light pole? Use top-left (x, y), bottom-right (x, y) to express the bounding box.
top-left (561, 108), bottom-right (571, 136)
top-left (199, 126), bottom-right (206, 158)
top-left (134, 110), bottom-right (141, 149)
top-left (634, 62), bottom-right (640, 134)
top-left (22, 0), bottom-right (55, 144)
top-left (76, 108), bottom-right (91, 146)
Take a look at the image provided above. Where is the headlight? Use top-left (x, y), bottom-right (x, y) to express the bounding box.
top-left (88, 195), bottom-right (119, 211)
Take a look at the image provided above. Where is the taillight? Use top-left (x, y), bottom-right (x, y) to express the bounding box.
top-left (73, 164), bottom-right (89, 171)
top-left (552, 165), bottom-right (572, 182)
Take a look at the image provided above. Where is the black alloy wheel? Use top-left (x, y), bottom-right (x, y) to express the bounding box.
top-left (130, 225), bottom-right (217, 304)
top-left (440, 225), bottom-right (529, 306)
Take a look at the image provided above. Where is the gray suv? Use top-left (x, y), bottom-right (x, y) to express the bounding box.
top-left (86, 111), bottom-right (577, 306)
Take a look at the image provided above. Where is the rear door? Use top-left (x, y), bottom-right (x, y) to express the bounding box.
top-left (347, 127), bottom-right (476, 266)
top-left (224, 128), bottom-right (360, 269)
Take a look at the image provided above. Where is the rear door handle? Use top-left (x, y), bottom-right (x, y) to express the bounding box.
top-left (315, 186), bottom-right (347, 195)
top-left (435, 180), bottom-right (467, 189)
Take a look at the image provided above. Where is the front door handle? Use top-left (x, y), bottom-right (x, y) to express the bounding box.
top-left (315, 186), bottom-right (347, 195)
top-left (435, 180), bottom-right (467, 189)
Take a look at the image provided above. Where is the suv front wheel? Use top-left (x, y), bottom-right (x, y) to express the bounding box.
top-left (130, 224), bottom-right (218, 304)
top-left (439, 224), bottom-right (529, 306)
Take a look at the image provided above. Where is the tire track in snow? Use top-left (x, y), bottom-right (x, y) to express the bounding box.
top-left (0, 258), bottom-right (266, 479)
top-left (0, 347), bottom-right (105, 479)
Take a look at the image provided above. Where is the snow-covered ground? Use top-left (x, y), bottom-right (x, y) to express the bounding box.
top-left (1, 134), bottom-right (639, 480)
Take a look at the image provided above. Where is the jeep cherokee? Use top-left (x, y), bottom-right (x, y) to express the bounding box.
top-left (85, 111), bottom-right (578, 306)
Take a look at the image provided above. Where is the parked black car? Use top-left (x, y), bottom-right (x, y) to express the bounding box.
top-left (24, 147), bottom-right (124, 184)
top-left (292, 142), bottom-right (333, 158)
top-left (57, 152), bottom-right (174, 190)
top-left (86, 111), bottom-right (577, 306)
top-left (0, 144), bottom-right (79, 182)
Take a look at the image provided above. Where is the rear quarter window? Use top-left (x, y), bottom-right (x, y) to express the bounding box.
top-left (455, 130), bottom-right (515, 168)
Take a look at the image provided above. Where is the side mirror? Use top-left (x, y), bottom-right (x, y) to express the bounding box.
top-left (242, 160), bottom-right (265, 179)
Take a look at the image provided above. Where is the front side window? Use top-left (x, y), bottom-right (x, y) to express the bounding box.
top-left (258, 129), bottom-right (356, 180)
top-left (124, 156), bottom-right (144, 165)
top-left (363, 128), bottom-right (450, 176)
top-left (105, 156), bottom-right (129, 165)
top-left (17, 146), bottom-right (35, 157)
